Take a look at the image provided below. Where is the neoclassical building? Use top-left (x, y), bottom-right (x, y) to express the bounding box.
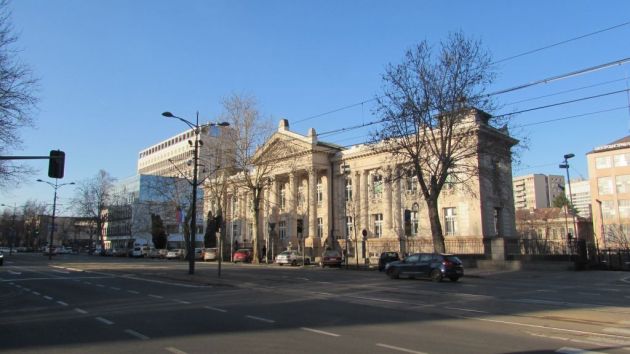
top-left (207, 109), bottom-right (518, 261)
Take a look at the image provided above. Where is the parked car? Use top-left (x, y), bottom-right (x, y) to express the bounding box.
top-left (114, 248), bottom-right (128, 257)
top-left (166, 249), bottom-right (184, 260)
top-left (233, 248), bottom-right (253, 263)
top-left (43, 246), bottom-right (57, 256)
top-left (319, 249), bottom-right (343, 267)
top-left (132, 246), bottom-right (149, 258)
top-left (275, 250), bottom-right (310, 266)
top-left (203, 248), bottom-right (218, 262)
top-left (149, 248), bottom-right (167, 259)
top-left (385, 253), bottom-right (464, 282)
top-left (378, 251), bottom-right (400, 271)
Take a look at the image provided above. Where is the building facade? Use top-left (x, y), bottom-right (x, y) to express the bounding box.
top-left (208, 109), bottom-right (518, 261)
top-left (566, 179), bottom-right (591, 219)
top-left (587, 136), bottom-right (630, 248)
top-left (512, 174), bottom-right (565, 210)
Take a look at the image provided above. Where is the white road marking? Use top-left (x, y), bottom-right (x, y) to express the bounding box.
top-left (376, 343), bottom-right (427, 354)
top-left (603, 327), bottom-right (630, 336)
top-left (57, 301), bottom-right (68, 306)
top-left (600, 288), bottom-right (621, 292)
top-left (32, 291), bottom-right (40, 295)
top-left (128, 290), bottom-right (140, 294)
top-left (15, 284), bottom-right (22, 288)
top-left (245, 315), bottom-right (275, 323)
top-left (84, 282), bottom-right (92, 285)
top-left (110, 287), bottom-right (120, 291)
top-left (300, 327), bottom-right (340, 337)
top-left (52, 270), bottom-right (69, 274)
top-left (148, 294), bottom-right (163, 299)
top-left (204, 306), bottom-right (227, 313)
top-left (165, 347), bottom-right (188, 354)
top-left (8, 270), bottom-right (21, 275)
top-left (173, 299), bottom-right (190, 304)
top-left (556, 347), bottom-right (605, 353)
top-left (125, 329), bottom-right (150, 340)
top-left (95, 284), bottom-right (105, 288)
top-left (75, 308), bottom-right (88, 314)
top-left (23, 288), bottom-right (30, 291)
top-left (43, 296), bottom-right (53, 300)
top-left (577, 292), bottom-right (601, 296)
top-left (445, 307), bottom-right (488, 313)
top-left (95, 317), bottom-right (114, 325)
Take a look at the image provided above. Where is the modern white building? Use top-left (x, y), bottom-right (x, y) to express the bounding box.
top-left (566, 179), bottom-right (591, 219)
top-left (512, 174), bottom-right (565, 210)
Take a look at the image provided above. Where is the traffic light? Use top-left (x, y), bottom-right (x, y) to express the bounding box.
top-left (48, 150), bottom-right (65, 179)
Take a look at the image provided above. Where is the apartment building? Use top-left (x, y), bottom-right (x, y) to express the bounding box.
top-left (207, 109), bottom-right (518, 260)
top-left (566, 179), bottom-right (591, 219)
top-left (513, 174), bottom-right (565, 210)
top-left (587, 136), bottom-right (630, 248)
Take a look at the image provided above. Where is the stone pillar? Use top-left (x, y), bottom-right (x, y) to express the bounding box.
top-left (361, 169), bottom-right (369, 235)
top-left (393, 166), bottom-right (402, 238)
top-left (289, 172), bottom-right (297, 239)
top-left (384, 166), bottom-right (393, 235)
top-left (308, 168), bottom-right (318, 240)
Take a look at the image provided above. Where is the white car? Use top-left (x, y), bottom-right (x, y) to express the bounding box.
top-left (166, 249), bottom-right (184, 260)
top-left (275, 250), bottom-right (310, 266)
top-left (203, 248), bottom-right (218, 261)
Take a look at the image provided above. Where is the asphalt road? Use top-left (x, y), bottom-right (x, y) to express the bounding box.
top-left (1, 253), bottom-right (629, 354)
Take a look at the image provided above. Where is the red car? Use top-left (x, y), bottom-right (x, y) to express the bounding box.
top-left (233, 248), bottom-right (253, 263)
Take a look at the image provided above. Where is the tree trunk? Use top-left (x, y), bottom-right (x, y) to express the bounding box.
top-left (251, 190), bottom-right (261, 264)
top-left (427, 198), bottom-right (446, 253)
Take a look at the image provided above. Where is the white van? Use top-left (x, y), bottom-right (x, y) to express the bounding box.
top-left (131, 245), bottom-right (149, 257)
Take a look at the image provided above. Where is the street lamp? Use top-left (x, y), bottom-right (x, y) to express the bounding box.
top-left (162, 111), bottom-right (229, 275)
top-left (37, 178), bottom-right (75, 260)
top-left (559, 153), bottom-right (578, 243)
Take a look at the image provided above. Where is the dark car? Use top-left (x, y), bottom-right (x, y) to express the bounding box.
top-left (319, 249), bottom-right (343, 267)
top-left (233, 248), bottom-right (253, 263)
top-left (378, 251), bottom-right (400, 271)
top-left (385, 253), bottom-right (464, 282)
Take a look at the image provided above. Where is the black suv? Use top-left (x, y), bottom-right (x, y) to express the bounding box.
top-left (385, 253), bottom-right (464, 282)
top-left (378, 251), bottom-right (400, 271)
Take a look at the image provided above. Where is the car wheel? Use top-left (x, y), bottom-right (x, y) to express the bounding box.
top-left (279, 263), bottom-right (283, 266)
top-left (431, 269), bottom-right (443, 282)
top-left (305, 259), bottom-right (311, 265)
top-left (387, 268), bottom-right (400, 279)
top-left (449, 276), bottom-right (460, 282)
top-left (291, 260), bottom-right (297, 266)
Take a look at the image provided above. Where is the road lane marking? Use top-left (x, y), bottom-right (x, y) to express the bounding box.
top-left (125, 329), bottom-right (150, 340)
top-left (75, 308), bottom-right (88, 314)
top-left (84, 282), bottom-right (92, 285)
top-left (245, 315), bottom-right (275, 323)
top-left (66, 267), bottom-right (83, 272)
top-left (577, 292), bottom-right (601, 296)
top-left (57, 301), bottom-right (68, 306)
top-left (32, 291), bottom-right (40, 295)
top-left (127, 290), bottom-right (140, 294)
top-left (376, 343), bottom-right (427, 354)
top-left (23, 288), bottom-right (30, 291)
top-left (96, 284), bottom-right (105, 288)
top-left (43, 296), bottom-right (53, 300)
top-left (165, 347), bottom-right (188, 354)
top-left (148, 294), bottom-right (163, 299)
top-left (347, 295), bottom-right (406, 304)
top-left (15, 284), bottom-right (22, 288)
top-left (204, 306), bottom-right (227, 313)
top-left (110, 287), bottom-right (120, 291)
top-left (173, 299), bottom-right (190, 304)
top-left (95, 317), bottom-right (114, 325)
top-left (8, 270), bottom-right (21, 275)
top-left (300, 327), bottom-right (340, 337)
top-left (52, 270), bottom-right (69, 274)
top-left (556, 347), bottom-right (604, 354)
top-left (445, 307), bottom-right (488, 313)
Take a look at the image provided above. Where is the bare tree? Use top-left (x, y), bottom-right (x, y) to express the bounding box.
top-left (0, 0), bottom-right (38, 187)
top-left (374, 32), bottom-right (502, 253)
top-left (73, 170), bottom-right (116, 251)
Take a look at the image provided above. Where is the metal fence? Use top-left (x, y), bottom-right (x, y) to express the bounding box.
top-left (596, 248), bottom-right (630, 270)
top-left (505, 238), bottom-right (575, 257)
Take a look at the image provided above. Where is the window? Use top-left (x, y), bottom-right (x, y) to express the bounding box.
top-left (279, 184), bottom-right (286, 210)
top-left (279, 221), bottom-right (287, 240)
top-left (619, 200), bottom-right (630, 219)
top-left (345, 216), bottom-right (353, 237)
top-left (317, 178), bottom-right (323, 206)
top-left (374, 213), bottom-right (383, 237)
top-left (614, 153), bottom-right (630, 167)
top-left (601, 200), bottom-right (616, 219)
top-left (411, 211), bottom-right (419, 236)
top-left (298, 186), bottom-right (305, 207)
top-left (232, 223), bottom-right (240, 238)
top-left (345, 178), bottom-right (353, 202)
top-left (595, 156), bottom-right (612, 169)
top-left (372, 174), bottom-right (383, 196)
top-left (598, 177), bottom-right (613, 195)
top-left (406, 173), bottom-right (417, 193)
top-left (317, 218), bottom-right (323, 238)
top-left (248, 223), bottom-right (253, 240)
top-left (444, 207), bottom-right (457, 236)
top-left (616, 175), bottom-right (630, 194)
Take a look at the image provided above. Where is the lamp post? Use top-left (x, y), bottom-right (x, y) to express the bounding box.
top-left (162, 111), bottom-right (229, 275)
top-left (37, 179), bottom-right (75, 260)
top-left (559, 153), bottom-right (578, 243)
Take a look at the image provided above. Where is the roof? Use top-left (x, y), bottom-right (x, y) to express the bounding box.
top-left (589, 135), bottom-right (630, 154)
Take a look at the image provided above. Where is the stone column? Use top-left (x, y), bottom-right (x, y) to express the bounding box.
top-left (393, 166), bottom-right (402, 237)
top-left (384, 166), bottom-right (393, 235)
top-left (289, 172), bottom-right (297, 239)
top-left (361, 169), bottom-right (369, 234)
top-left (308, 168), bottom-right (318, 240)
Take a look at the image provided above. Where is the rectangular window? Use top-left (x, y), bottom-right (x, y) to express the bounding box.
top-left (372, 174), bottom-right (383, 196)
top-left (317, 179), bottom-right (323, 206)
top-left (232, 223), bottom-right (240, 238)
top-left (374, 213), bottom-right (383, 238)
top-left (317, 217), bottom-right (323, 238)
top-left (444, 207), bottom-right (457, 236)
top-left (614, 153), bottom-right (630, 167)
top-left (619, 200), bottom-right (630, 219)
top-left (596, 156), bottom-right (612, 169)
top-left (345, 216), bottom-right (353, 238)
top-left (616, 175), bottom-right (630, 194)
top-left (411, 211), bottom-right (419, 236)
top-left (602, 200), bottom-right (616, 219)
top-left (345, 178), bottom-right (353, 202)
top-left (279, 184), bottom-right (286, 210)
top-left (598, 177), bottom-right (613, 195)
top-left (298, 186), bottom-right (305, 207)
top-left (279, 220), bottom-right (287, 240)
top-left (406, 174), bottom-right (417, 193)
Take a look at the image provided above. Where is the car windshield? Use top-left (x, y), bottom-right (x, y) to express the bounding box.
top-left (279, 251), bottom-right (291, 256)
top-left (445, 255), bottom-right (462, 263)
top-left (323, 250), bottom-right (340, 257)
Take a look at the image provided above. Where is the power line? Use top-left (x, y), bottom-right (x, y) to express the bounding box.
top-left (492, 21), bottom-right (630, 65)
top-left (516, 105), bottom-right (629, 128)
top-left (504, 77), bottom-right (628, 106)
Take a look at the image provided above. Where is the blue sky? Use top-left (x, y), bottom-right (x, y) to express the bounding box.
top-left (2, 0), bottom-right (630, 213)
